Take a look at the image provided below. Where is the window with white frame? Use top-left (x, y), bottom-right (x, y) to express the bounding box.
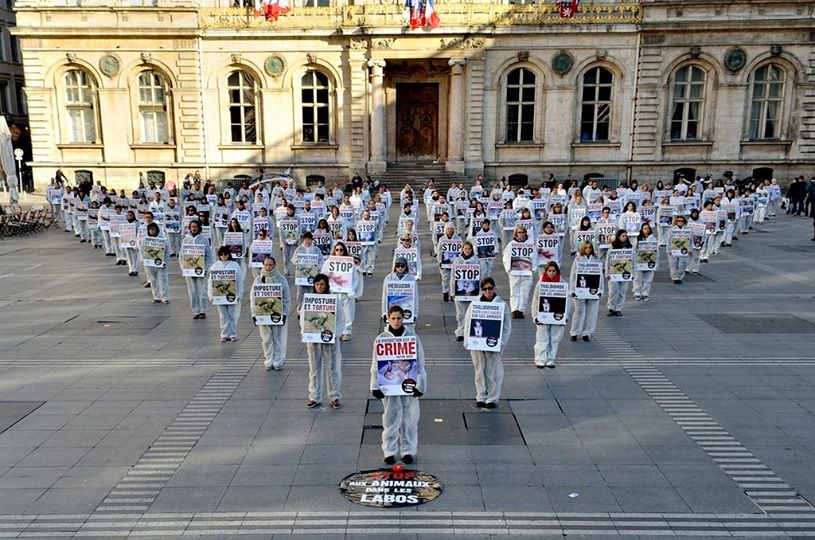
top-left (227, 70), bottom-right (257, 144)
top-left (670, 65), bottom-right (705, 141)
top-left (64, 69), bottom-right (98, 143)
top-left (301, 70), bottom-right (329, 143)
top-left (137, 70), bottom-right (169, 144)
top-left (579, 66), bottom-right (613, 142)
top-left (748, 63), bottom-right (786, 140)
top-left (505, 67), bottom-right (536, 143)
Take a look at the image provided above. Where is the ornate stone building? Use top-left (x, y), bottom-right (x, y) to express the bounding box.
top-left (11, 0), bottom-right (815, 190)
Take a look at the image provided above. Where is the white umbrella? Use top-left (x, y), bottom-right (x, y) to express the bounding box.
top-left (0, 116), bottom-right (16, 194)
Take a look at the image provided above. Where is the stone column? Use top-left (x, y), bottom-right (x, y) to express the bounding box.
top-left (367, 59), bottom-right (387, 174)
top-left (446, 58), bottom-right (467, 173)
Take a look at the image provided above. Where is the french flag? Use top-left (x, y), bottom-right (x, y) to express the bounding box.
top-left (254, 0), bottom-right (290, 22)
top-left (424, 0), bottom-right (440, 28)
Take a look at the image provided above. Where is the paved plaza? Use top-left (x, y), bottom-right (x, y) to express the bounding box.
top-left (0, 208), bottom-right (814, 538)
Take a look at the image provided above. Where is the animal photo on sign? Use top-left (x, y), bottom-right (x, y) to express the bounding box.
top-left (211, 279), bottom-right (237, 298)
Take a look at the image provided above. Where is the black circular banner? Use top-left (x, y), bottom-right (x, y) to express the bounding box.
top-left (339, 468), bottom-right (443, 508)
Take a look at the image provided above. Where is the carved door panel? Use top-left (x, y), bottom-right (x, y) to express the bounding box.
top-left (396, 83), bottom-right (438, 160)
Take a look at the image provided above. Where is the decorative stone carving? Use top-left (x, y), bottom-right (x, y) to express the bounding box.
top-left (140, 52), bottom-right (152, 64)
top-left (552, 50), bottom-right (574, 75)
top-left (516, 51), bottom-right (530, 63)
top-left (595, 49), bottom-right (608, 61)
top-left (306, 53), bottom-right (317, 64)
top-left (690, 47), bottom-right (701, 58)
top-left (264, 55), bottom-right (285, 77)
top-left (348, 39), bottom-right (368, 50)
top-left (439, 37), bottom-right (485, 50)
top-left (99, 53), bottom-right (121, 78)
top-left (372, 38), bottom-right (394, 50)
top-left (65, 52), bottom-right (77, 63)
top-left (770, 45), bottom-right (783, 57)
top-left (724, 47), bottom-right (747, 72)
top-left (231, 53), bottom-right (242, 64)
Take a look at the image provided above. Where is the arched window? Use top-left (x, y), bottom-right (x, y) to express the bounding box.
top-left (301, 70), bottom-right (330, 143)
top-left (670, 65), bottom-right (705, 141)
top-left (505, 67), bottom-right (536, 143)
top-left (227, 70), bottom-right (257, 143)
top-left (64, 69), bottom-right (98, 143)
top-left (137, 70), bottom-right (169, 144)
top-left (579, 66), bottom-right (613, 142)
top-left (748, 64), bottom-right (785, 140)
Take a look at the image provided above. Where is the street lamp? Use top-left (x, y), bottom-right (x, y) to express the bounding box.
top-left (13, 147), bottom-right (25, 200)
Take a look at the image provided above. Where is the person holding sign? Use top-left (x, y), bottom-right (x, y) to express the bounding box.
top-left (322, 242), bottom-right (359, 342)
top-left (294, 232), bottom-right (323, 312)
top-left (569, 242), bottom-right (604, 341)
top-left (122, 210), bottom-right (141, 277)
top-left (633, 223), bottom-right (658, 301)
top-left (251, 256), bottom-right (290, 371)
top-left (435, 223), bottom-right (461, 302)
top-left (502, 225), bottom-right (537, 319)
top-left (370, 305), bottom-right (427, 465)
top-left (382, 257), bottom-right (418, 327)
top-left (464, 277), bottom-right (512, 409)
top-left (142, 222), bottom-right (170, 304)
top-left (249, 228), bottom-right (274, 279)
top-left (531, 262), bottom-right (569, 368)
top-left (209, 246), bottom-right (244, 342)
top-left (180, 219), bottom-right (212, 319)
top-left (451, 241), bottom-right (486, 342)
top-left (301, 274), bottom-right (344, 409)
top-left (605, 230), bottom-right (633, 317)
top-left (666, 215), bottom-right (690, 284)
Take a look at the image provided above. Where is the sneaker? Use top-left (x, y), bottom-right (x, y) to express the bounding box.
top-left (607, 309), bottom-right (615, 317)
top-left (199, 313), bottom-right (206, 319)
top-left (272, 365), bottom-right (283, 371)
top-left (582, 335), bottom-right (590, 342)
top-left (673, 279), bottom-right (681, 284)
top-left (545, 360), bottom-right (556, 368)
top-left (643, 296), bottom-right (650, 302)
top-left (144, 283), bottom-right (151, 288)
top-left (517, 312), bottom-right (525, 319)
top-left (152, 299), bottom-right (161, 303)
top-left (330, 399), bottom-right (342, 409)
top-left (634, 296), bottom-right (642, 301)
top-left (535, 362), bottom-right (545, 369)
top-left (570, 335), bottom-right (577, 341)
top-left (443, 293), bottom-right (449, 302)
top-left (475, 401), bottom-right (487, 409)
top-left (264, 365), bottom-right (272, 372)
top-left (485, 402), bottom-right (497, 409)
top-left (220, 336), bottom-right (227, 342)
top-left (306, 400), bottom-right (319, 409)
top-left (384, 455), bottom-right (396, 465)
top-left (402, 454), bottom-right (414, 464)
top-left (193, 314), bottom-right (201, 320)
top-left (456, 336), bottom-right (464, 342)
top-left (229, 336), bottom-right (238, 342)
top-left (162, 300), bottom-right (169, 304)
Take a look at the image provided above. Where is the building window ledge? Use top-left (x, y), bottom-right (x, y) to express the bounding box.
top-left (741, 139), bottom-right (792, 147)
top-left (662, 140), bottom-right (714, 148)
top-left (571, 141), bottom-right (621, 148)
top-left (219, 144), bottom-right (264, 150)
top-left (291, 143), bottom-right (339, 150)
top-left (57, 143), bottom-right (103, 149)
top-left (131, 143), bottom-right (176, 149)
top-left (495, 142), bottom-right (544, 149)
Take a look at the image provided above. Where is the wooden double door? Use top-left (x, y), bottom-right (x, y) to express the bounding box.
top-left (395, 83), bottom-right (438, 161)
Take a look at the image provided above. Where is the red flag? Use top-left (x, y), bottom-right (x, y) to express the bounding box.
top-left (558, 0), bottom-right (578, 19)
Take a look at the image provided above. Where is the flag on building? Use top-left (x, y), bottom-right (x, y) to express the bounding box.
top-left (557, 0), bottom-right (579, 19)
top-left (254, 0), bottom-right (290, 22)
top-left (405, 0), bottom-right (440, 29)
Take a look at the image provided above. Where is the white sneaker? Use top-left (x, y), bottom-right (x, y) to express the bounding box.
top-left (545, 360), bottom-right (556, 368)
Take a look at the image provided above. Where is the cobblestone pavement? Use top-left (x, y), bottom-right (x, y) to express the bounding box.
top-left (0, 207), bottom-right (814, 538)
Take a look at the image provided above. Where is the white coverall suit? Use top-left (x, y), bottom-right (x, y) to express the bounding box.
top-left (464, 295), bottom-right (512, 404)
top-left (209, 259), bottom-right (244, 338)
top-left (142, 235), bottom-right (170, 302)
top-left (180, 233), bottom-right (212, 316)
top-left (321, 259), bottom-right (360, 338)
top-left (381, 271), bottom-right (418, 327)
top-left (531, 280), bottom-right (569, 367)
top-left (251, 268), bottom-right (290, 370)
top-left (569, 254), bottom-right (604, 338)
top-left (666, 227), bottom-right (690, 281)
top-left (502, 241), bottom-right (538, 314)
top-left (302, 297), bottom-right (345, 402)
top-left (450, 254), bottom-right (486, 338)
top-left (370, 327), bottom-right (427, 459)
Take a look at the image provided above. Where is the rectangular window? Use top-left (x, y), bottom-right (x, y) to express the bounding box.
top-left (9, 36), bottom-right (19, 63)
top-left (67, 108), bottom-right (96, 143)
top-left (14, 82), bottom-right (25, 114)
top-left (0, 82), bottom-right (8, 114)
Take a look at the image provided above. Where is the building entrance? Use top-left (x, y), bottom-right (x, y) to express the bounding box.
top-left (395, 83), bottom-right (438, 161)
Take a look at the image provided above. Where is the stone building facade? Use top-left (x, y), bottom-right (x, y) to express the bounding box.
top-left (11, 0), bottom-right (815, 191)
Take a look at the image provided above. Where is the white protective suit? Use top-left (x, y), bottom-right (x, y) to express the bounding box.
top-left (370, 326), bottom-right (427, 459)
top-left (251, 268), bottom-right (291, 370)
top-left (302, 294), bottom-right (345, 403)
top-left (450, 254), bottom-right (487, 338)
top-left (464, 295), bottom-right (512, 404)
top-left (665, 226), bottom-right (689, 281)
top-left (209, 258), bottom-right (244, 338)
top-left (381, 270), bottom-right (418, 326)
top-left (321, 259), bottom-right (360, 338)
top-left (569, 254), bottom-right (604, 338)
top-left (181, 232), bottom-right (213, 316)
top-left (143, 235), bottom-right (170, 302)
top-left (502, 240), bottom-right (538, 313)
top-left (530, 278), bottom-right (569, 367)
top-left (632, 233), bottom-right (658, 299)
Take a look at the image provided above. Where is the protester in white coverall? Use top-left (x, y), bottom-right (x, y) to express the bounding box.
top-left (381, 257), bottom-right (418, 328)
top-left (451, 241), bottom-right (486, 342)
top-left (666, 214), bottom-right (691, 283)
top-left (123, 210), bottom-right (141, 276)
top-left (143, 222), bottom-right (170, 303)
top-left (302, 273), bottom-right (344, 409)
top-left (464, 277), bottom-right (512, 409)
top-left (435, 223), bottom-right (460, 302)
top-left (251, 256), bottom-right (290, 371)
top-left (632, 223), bottom-right (658, 301)
top-left (181, 219), bottom-right (212, 319)
top-left (605, 229), bottom-right (632, 317)
top-left (502, 225), bottom-right (537, 319)
top-left (370, 305), bottom-right (427, 465)
top-left (569, 242), bottom-right (604, 341)
top-left (531, 262), bottom-right (569, 369)
top-left (322, 241), bottom-right (359, 341)
top-left (209, 246), bottom-right (244, 342)
top-left (293, 232), bottom-right (323, 311)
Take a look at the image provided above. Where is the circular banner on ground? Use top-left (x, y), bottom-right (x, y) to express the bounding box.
top-left (339, 467), bottom-right (443, 508)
